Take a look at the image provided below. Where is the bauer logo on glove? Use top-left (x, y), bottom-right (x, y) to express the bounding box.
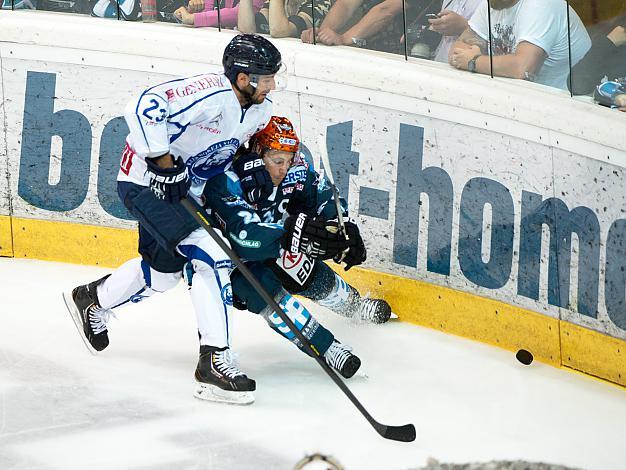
top-left (145, 155), bottom-right (191, 203)
top-left (281, 213), bottom-right (352, 260)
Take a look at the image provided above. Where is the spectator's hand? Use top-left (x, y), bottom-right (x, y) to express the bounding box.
top-left (607, 26), bottom-right (626, 47)
top-left (301, 28), bottom-right (315, 43)
top-left (616, 94), bottom-right (626, 112)
top-left (187, 0), bottom-right (204, 13)
top-left (174, 6), bottom-right (195, 25)
top-left (317, 28), bottom-right (347, 46)
top-left (450, 44), bottom-right (480, 70)
top-left (429, 10), bottom-right (468, 37)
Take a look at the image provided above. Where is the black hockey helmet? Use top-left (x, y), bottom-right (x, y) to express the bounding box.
top-left (223, 34), bottom-right (282, 84)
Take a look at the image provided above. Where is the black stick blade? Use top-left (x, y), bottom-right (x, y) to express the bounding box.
top-left (376, 423), bottom-right (416, 442)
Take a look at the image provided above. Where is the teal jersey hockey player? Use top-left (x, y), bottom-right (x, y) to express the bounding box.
top-left (202, 116), bottom-right (392, 379)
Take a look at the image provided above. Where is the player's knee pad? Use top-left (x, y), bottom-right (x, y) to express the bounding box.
top-left (261, 289), bottom-right (334, 356)
top-left (231, 263), bottom-right (283, 313)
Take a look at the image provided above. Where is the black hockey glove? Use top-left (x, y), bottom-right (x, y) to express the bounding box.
top-left (281, 213), bottom-right (350, 260)
top-left (233, 152), bottom-right (273, 205)
top-left (145, 155), bottom-right (190, 203)
top-left (335, 220), bottom-right (367, 271)
top-left (285, 180), bottom-right (316, 216)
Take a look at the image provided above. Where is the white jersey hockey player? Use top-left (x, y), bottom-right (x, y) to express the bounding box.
top-left (64, 34), bottom-right (283, 405)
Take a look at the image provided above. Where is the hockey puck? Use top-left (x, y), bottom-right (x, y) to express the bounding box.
top-left (516, 349), bottom-right (533, 365)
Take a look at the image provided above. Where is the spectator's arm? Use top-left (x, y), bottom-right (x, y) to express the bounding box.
top-left (451, 26), bottom-right (488, 55)
top-left (269, 0), bottom-right (298, 37)
top-left (305, 0), bottom-right (362, 43)
top-left (195, 0), bottom-right (263, 28)
top-left (336, 0), bottom-right (404, 45)
top-left (450, 41), bottom-right (547, 81)
top-left (238, 0), bottom-right (258, 33)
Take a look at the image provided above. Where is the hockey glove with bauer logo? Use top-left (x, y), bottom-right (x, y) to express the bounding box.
top-left (336, 220), bottom-right (367, 271)
top-left (233, 152), bottom-right (274, 205)
top-left (281, 213), bottom-right (350, 260)
top-left (145, 155), bottom-right (190, 203)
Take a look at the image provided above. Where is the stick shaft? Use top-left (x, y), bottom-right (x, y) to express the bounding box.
top-left (180, 197), bottom-right (414, 441)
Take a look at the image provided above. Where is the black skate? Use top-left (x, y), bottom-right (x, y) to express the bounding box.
top-left (62, 275), bottom-right (113, 354)
top-left (357, 298), bottom-right (392, 324)
top-left (324, 340), bottom-right (361, 379)
top-left (194, 346), bottom-right (256, 405)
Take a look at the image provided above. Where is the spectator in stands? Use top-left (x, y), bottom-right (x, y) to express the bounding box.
top-left (237, 0), bottom-right (333, 38)
top-left (448, 0), bottom-right (591, 91)
top-left (427, 0), bottom-right (481, 62)
top-left (2, 0), bottom-right (36, 8)
top-left (300, 0), bottom-right (426, 55)
top-left (569, 13), bottom-right (626, 96)
top-left (174, 0), bottom-right (262, 27)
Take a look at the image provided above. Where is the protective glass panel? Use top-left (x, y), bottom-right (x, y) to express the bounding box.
top-left (568, 0), bottom-right (626, 111)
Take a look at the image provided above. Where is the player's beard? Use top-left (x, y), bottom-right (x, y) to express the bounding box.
top-left (490, 0), bottom-right (518, 10)
top-left (249, 88), bottom-right (267, 105)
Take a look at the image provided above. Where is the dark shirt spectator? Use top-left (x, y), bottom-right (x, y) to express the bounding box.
top-left (569, 14), bottom-right (626, 95)
top-left (301, 0), bottom-right (423, 55)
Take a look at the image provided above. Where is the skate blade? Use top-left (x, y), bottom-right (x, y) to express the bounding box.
top-left (193, 382), bottom-right (255, 405)
top-left (62, 291), bottom-right (98, 356)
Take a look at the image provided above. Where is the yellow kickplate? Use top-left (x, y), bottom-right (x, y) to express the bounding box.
top-left (561, 321), bottom-right (626, 387)
top-left (334, 265), bottom-right (561, 367)
top-left (0, 215), bottom-right (14, 257)
top-left (12, 217), bottom-right (138, 267)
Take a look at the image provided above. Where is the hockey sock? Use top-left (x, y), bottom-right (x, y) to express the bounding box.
top-left (314, 272), bottom-right (359, 317)
top-left (97, 258), bottom-right (181, 309)
top-left (261, 289), bottom-right (334, 356)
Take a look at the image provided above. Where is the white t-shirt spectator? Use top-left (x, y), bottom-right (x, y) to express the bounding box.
top-left (469, 0), bottom-right (591, 90)
top-left (434, 0), bottom-right (483, 63)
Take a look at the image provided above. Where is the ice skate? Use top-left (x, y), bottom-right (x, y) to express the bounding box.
top-left (62, 275), bottom-right (114, 354)
top-left (194, 346), bottom-right (256, 405)
top-left (324, 340), bottom-right (361, 379)
top-left (356, 298), bottom-right (392, 324)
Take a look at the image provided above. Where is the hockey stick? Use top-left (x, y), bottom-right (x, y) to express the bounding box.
top-left (181, 197), bottom-right (416, 443)
top-left (318, 137), bottom-right (349, 262)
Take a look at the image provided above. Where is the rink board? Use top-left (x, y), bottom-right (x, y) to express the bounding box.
top-left (7, 214), bottom-right (625, 387)
top-left (1, 13), bottom-right (626, 387)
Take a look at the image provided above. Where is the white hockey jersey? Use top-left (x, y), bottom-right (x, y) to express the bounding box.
top-left (118, 72), bottom-right (272, 196)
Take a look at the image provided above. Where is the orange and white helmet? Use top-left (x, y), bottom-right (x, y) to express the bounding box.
top-left (253, 116), bottom-right (300, 154)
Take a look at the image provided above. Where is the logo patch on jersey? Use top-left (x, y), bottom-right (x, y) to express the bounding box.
top-left (130, 294), bottom-right (150, 303)
top-left (220, 283), bottom-right (233, 306)
top-left (231, 236), bottom-right (261, 249)
top-left (282, 186), bottom-right (294, 195)
top-left (215, 260), bottom-right (233, 270)
top-left (187, 139), bottom-right (240, 184)
top-left (283, 168), bottom-right (307, 184)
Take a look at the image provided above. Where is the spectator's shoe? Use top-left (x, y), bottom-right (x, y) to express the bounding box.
top-left (194, 346), bottom-right (256, 405)
top-left (62, 275), bottom-right (113, 354)
top-left (324, 341), bottom-right (361, 379)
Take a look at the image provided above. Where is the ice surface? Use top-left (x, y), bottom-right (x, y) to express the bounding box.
top-left (1, 258), bottom-right (625, 470)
